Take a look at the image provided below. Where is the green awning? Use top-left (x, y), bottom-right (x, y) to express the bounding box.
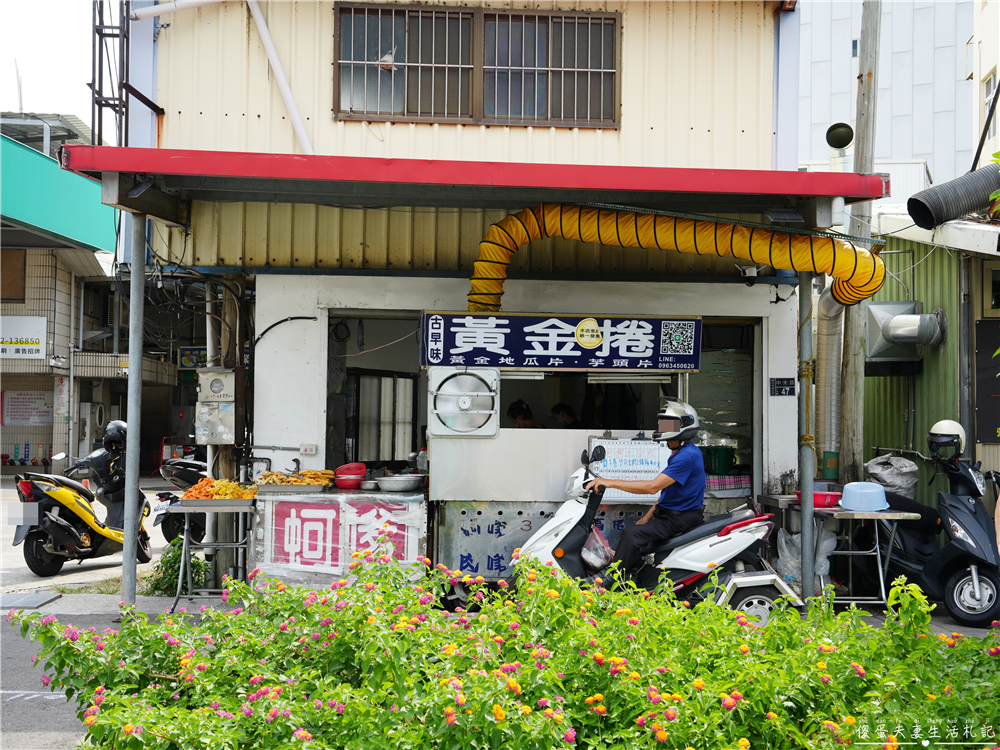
top-left (1, 135), bottom-right (116, 254)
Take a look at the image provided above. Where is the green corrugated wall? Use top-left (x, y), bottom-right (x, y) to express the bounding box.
top-left (863, 236), bottom-right (961, 499)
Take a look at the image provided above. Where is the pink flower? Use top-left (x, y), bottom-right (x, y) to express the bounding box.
top-left (40, 676), bottom-right (51, 687)
top-left (563, 728), bottom-right (576, 743)
top-left (509, 622), bottom-right (520, 631)
top-left (279, 623), bottom-right (288, 632)
top-left (419, 593), bottom-right (433, 605)
top-left (64, 627), bottom-right (80, 642)
top-left (722, 696), bottom-right (737, 711)
top-left (283, 708), bottom-right (292, 718)
top-left (663, 708), bottom-right (678, 722)
top-left (221, 589), bottom-right (229, 603)
top-left (336, 702), bottom-right (345, 714)
top-left (293, 728), bottom-right (313, 741)
top-left (538, 699), bottom-right (550, 708)
top-left (40, 615), bottom-right (57, 626)
top-left (636, 716), bottom-right (647, 727)
top-left (266, 708), bottom-right (279, 724)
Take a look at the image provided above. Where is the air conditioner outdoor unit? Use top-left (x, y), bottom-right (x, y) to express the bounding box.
top-left (427, 367), bottom-right (500, 438)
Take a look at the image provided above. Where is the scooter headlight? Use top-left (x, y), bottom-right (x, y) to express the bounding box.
top-left (971, 469), bottom-right (986, 497)
top-left (948, 518), bottom-right (977, 548)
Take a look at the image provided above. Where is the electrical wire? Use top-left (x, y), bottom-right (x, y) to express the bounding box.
top-left (334, 329), bottom-right (419, 357)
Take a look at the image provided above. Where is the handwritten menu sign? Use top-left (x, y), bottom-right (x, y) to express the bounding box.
top-left (588, 437), bottom-right (671, 501)
top-left (1, 391), bottom-right (54, 426)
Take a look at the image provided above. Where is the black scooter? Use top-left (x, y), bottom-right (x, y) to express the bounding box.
top-left (855, 454), bottom-right (1000, 628)
top-left (152, 458), bottom-right (209, 543)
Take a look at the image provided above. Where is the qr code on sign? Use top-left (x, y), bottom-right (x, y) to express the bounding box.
top-left (660, 321), bottom-right (696, 355)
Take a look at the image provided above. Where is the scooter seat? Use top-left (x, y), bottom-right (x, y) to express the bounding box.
top-left (28, 473), bottom-right (96, 503)
top-left (639, 512), bottom-right (745, 556)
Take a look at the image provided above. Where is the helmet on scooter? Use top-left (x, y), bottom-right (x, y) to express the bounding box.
top-left (928, 419), bottom-right (965, 459)
top-left (652, 401), bottom-right (700, 443)
top-left (103, 420), bottom-right (128, 454)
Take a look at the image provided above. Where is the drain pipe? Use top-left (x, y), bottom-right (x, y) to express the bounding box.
top-left (203, 283), bottom-right (218, 564)
top-left (246, 0), bottom-right (314, 156)
top-left (815, 288), bottom-right (844, 477)
top-left (130, 0), bottom-right (222, 21)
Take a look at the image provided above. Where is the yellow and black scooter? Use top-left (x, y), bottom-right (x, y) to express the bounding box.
top-left (12, 447), bottom-right (152, 577)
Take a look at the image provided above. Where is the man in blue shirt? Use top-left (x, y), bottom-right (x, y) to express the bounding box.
top-left (586, 401), bottom-right (705, 577)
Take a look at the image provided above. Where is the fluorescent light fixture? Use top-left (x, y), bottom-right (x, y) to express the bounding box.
top-left (587, 374), bottom-right (676, 384)
top-left (500, 372), bottom-right (546, 380)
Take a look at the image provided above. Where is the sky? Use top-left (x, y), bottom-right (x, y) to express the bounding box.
top-left (0, 0), bottom-right (98, 122)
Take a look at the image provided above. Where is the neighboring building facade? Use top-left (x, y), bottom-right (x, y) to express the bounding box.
top-left (799, 0), bottom-right (975, 198)
top-left (972, 0), bottom-right (998, 170)
top-left (1, 132), bottom-right (177, 475)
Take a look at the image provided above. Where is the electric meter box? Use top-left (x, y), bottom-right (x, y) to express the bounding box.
top-left (195, 367), bottom-right (245, 445)
top-left (197, 368), bottom-right (243, 402)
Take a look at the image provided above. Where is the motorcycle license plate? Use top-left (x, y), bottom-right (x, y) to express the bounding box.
top-left (152, 500), bottom-right (170, 516)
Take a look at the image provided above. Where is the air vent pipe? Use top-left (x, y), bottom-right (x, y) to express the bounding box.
top-left (815, 288), bottom-right (844, 461)
top-left (468, 204), bottom-right (885, 312)
top-left (907, 164), bottom-right (1000, 230)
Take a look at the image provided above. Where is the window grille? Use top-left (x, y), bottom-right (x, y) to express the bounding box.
top-left (338, 7), bottom-right (473, 119)
top-left (335, 5), bottom-right (619, 128)
top-left (484, 13), bottom-right (616, 123)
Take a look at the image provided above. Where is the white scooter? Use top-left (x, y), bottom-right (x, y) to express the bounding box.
top-left (517, 446), bottom-right (803, 624)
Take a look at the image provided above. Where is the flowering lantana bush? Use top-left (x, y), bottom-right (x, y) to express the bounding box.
top-left (8, 538), bottom-right (1000, 750)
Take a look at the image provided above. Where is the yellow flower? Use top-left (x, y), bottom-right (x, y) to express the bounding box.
top-left (366, 616), bottom-right (377, 625)
top-left (521, 706), bottom-right (532, 715)
top-left (123, 724), bottom-right (134, 734)
top-left (816, 661), bottom-right (827, 670)
top-left (629, 671), bottom-right (640, 680)
top-left (845, 716), bottom-right (856, 726)
top-left (738, 739), bottom-right (751, 748)
top-left (693, 678), bottom-right (705, 690)
top-left (655, 729), bottom-right (668, 742)
top-left (885, 735), bottom-right (899, 750)
top-left (492, 704), bottom-right (506, 722)
top-left (84, 716), bottom-right (96, 727)
top-left (927, 693), bottom-right (937, 699)
top-left (546, 589), bottom-right (559, 598)
top-left (179, 658), bottom-right (191, 666)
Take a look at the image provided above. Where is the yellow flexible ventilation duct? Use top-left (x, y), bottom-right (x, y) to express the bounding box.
top-left (468, 204), bottom-right (884, 312)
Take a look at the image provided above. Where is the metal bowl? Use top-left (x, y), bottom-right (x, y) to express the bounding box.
top-left (359, 480), bottom-right (380, 491)
top-left (377, 475), bottom-right (424, 492)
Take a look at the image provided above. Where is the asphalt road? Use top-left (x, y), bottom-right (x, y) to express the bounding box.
top-left (0, 481), bottom-right (171, 593)
top-left (2, 613), bottom-right (103, 750)
top-left (1, 479), bottom-right (175, 749)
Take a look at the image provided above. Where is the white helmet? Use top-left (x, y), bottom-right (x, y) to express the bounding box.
top-left (928, 419), bottom-right (965, 458)
top-left (653, 401), bottom-right (700, 443)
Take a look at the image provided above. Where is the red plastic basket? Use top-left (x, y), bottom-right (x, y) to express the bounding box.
top-left (795, 490), bottom-right (842, 508)
top-left (335, 462), bottom-right (366, 476)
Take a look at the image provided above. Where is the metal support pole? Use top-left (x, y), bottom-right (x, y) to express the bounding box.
top-left (799, 271), bottom-right (816, 599)
top-left (68, 274), bottom-right (76, 467)
top-left (959, 255), bottom-right (972, 454)
top-left (122, 213), bottom-right (147, 605)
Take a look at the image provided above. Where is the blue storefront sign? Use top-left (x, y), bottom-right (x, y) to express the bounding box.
top-left (420, 312), bottom-right (701, 372)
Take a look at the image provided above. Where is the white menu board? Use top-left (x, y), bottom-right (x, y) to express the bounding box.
top-left (588, 437), bottom-right (672, 501)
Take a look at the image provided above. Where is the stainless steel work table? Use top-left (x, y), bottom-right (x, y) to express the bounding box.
top-left (758, 495), bottom-right (921, 606)
top-left (166, 498), bottom-right (255, 612)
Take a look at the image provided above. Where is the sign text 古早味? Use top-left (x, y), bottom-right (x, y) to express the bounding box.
top-left (420, 313), bottom-right (701, 372)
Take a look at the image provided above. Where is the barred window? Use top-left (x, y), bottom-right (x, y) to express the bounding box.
top-left (334, 4), bottom-right (619, 128)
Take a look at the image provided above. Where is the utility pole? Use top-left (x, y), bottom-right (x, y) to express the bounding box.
top-left (840, 0), bottom-right (881, 484)
top-left (122, 213), bottom-right (147, 605)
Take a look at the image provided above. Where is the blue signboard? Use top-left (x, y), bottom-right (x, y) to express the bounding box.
top-left (420, 312), bottom-right (701, 372)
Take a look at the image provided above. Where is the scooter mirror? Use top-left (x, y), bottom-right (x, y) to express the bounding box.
top-left (51, 452), bottom-right (67, 461)
top-left (591, 445), bottom-right (606, 463)
top-left (581, 450), bottom-right (591, 466)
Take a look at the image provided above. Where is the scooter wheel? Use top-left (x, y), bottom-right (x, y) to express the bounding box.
top-left (727, 585), bottom-right (784, 627)
top-left (943, 566), bottom-right (1000, 628)
top-left (23, 532), bottom-right (65, 577)
top-left (137, 530), bottom-right (153, 563)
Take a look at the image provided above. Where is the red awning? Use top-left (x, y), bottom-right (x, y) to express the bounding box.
top-left (61, 145), bottom-right (888, 215)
